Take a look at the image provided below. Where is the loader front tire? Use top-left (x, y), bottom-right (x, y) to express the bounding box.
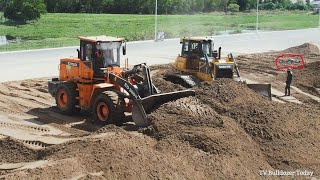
top-left (55, 83), bottom-right (78, 115)
top-left (93, 91), bottom-right (125, 125)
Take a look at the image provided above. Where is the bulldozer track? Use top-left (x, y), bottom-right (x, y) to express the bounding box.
top-left (31, 111), bottom-right (93, 135)
top-left (22, 140), bottom-right (53, 149)
top-left (0, 121), bottom-right (50, 133)
top-left (0, 133), bottom-right (53, 149)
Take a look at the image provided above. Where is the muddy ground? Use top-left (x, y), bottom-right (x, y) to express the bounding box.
top-left (0, 44), bottom-right (319, 179)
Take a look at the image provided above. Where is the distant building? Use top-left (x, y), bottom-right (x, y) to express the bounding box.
top-left (312, 0), bottom-right (320, 13)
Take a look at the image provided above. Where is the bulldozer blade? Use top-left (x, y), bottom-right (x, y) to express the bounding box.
top-left (131, 90), bottom-right (196, 127)
top-left (247, 84), bottom-right (272, 100)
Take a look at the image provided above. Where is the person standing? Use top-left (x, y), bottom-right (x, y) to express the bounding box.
top-left (285, 68), bottom-right (293, 96)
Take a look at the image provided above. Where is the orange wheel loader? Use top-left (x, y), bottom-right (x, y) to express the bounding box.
top-left (48, 36), bottom-right (195, 127)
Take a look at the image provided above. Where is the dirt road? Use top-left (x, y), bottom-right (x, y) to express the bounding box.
top-left (0, 44), bottom-right (319, 179)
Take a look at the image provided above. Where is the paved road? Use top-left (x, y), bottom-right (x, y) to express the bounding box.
top-left (0, 28), bottom-right (319, 82)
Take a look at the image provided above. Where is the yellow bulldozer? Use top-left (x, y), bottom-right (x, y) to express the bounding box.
top-left (164, 37), bottom-right (271, 99)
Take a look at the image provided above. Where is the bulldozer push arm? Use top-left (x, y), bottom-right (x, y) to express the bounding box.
top-left (229, 53), bottom-right (241, 81)
top-left (229, 53), bottom-right (272, 100)
top-left (109, 64), bottom-right (195, 127)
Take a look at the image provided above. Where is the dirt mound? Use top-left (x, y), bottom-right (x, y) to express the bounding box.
top-left (148, 97), bottom-right (223, 137)
top-left (195, 80), bottom-right (320, 171)
top-left (0, 43), bottom-right (320, 179)
top-left (2, 132), bottom-right (269, 180)
top-left (283, 43), bottom-right (320, 55)
top-left (0, 138), bottom-right (38, 164)
top-left (237, 43), bottom-right (320, 98)
top-left (151, 76), bottom-right (320, 174)
top-left (293, 61), bottom-right (320, 96)
top-left (152, 78), bottom-right (185, 93)
top-left (0, 79), bottom-right (53, 115)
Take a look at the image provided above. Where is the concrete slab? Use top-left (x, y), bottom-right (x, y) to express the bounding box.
top-left (243, 78), bottom-right (303, 104)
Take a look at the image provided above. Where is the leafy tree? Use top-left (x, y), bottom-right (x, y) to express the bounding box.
top-left (4, 0), bottom-right (46, 22)
top-left (227, 3), bottom-right (240, 12)
top-left (261, 1), bottom-right (276, 10)
top-left (0, 0), bottom-right (8, 13)
top-left (279, 0), bottom-right (292, 8)
top-left (292, 1), bottom-right (310, 10)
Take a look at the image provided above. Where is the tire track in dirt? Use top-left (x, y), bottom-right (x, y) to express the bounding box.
top-left (0, 121), bottom-right (50, 133)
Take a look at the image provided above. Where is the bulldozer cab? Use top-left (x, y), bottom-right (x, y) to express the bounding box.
top-left (180, 38), bottom-right (215, 70)
top-left (78, 36), bottom-right (126, 77)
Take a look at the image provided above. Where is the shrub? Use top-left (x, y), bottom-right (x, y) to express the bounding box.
top-left (261, 2), bottom-right (276, 10)
top-left (4, 0), bottom-right (46, 23)
top-left (286, 1), bottom-right (310, 10)
top-left (227, 3), bottom-right (240, 13)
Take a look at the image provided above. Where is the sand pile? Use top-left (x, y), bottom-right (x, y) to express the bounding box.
top-left (0, 138), bottom-right (38, 164)
top-left (150, 77), bottom-right (320, 174)
top-left (0, 43), bottom-right (319, 179)
top-left (1, 131), bottom-right (270, 180)
top-left (283, 43), bottom-right (320, 55)
top-left (0, 77), bottom-right (319, 179)
top-left (0, 79), bottom-right (53, 114)
top-left (237, 43), bottom-right (320, 96)
top-left (293, 61), bottom-right (320, 96)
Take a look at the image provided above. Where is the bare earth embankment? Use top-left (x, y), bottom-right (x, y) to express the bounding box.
top-left (0, 43), bottom-right (319, 179)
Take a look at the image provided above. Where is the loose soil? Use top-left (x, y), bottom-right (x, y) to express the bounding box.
top-left (0, 43), bottom-right (319, 179)
top-left (237, 43), bottom-right (320, 99)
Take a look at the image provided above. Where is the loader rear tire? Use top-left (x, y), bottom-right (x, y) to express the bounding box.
top-left (55, 83), bottom-right (78, 115)
top-left (93, 91), bottom-right (125, 125)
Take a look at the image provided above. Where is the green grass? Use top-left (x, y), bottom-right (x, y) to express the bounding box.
top-left (0, 10), bottom-right (318, 51)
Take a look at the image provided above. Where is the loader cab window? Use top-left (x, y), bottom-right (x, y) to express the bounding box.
top-left (80, 41), bottom-right (94, 61)
top-left (96, 42), bottom-right (121, 67)
top-left (85, 44), bottom-right (93, 61)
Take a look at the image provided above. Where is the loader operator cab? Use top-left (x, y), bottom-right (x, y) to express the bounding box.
top-left (78, 36), bottom-right (126, 78)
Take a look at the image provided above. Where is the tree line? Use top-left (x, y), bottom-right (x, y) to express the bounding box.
top-left (42, 0), bottom-right (230, 14)
top-left (42, 0), bottom-right (311, 14)
top-left (1, 0), bottom-right (312, 14)
top-left (0, 0), bottom-right (312, 22)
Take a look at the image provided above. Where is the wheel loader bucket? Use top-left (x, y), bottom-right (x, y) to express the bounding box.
top-left (132, 90), bottom-right (196, 127)
top-left (247, 84), bottom-right (272, 100)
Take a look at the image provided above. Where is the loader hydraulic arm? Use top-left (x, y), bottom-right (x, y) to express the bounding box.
top-left (109, 73), bottom-right (141, 100)
top-left (108, 64), bottom-right (196, 127)
top-left (123, 63), bottom-right (158, 96)
top-left (108, 72), bottom-right (149, 127)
